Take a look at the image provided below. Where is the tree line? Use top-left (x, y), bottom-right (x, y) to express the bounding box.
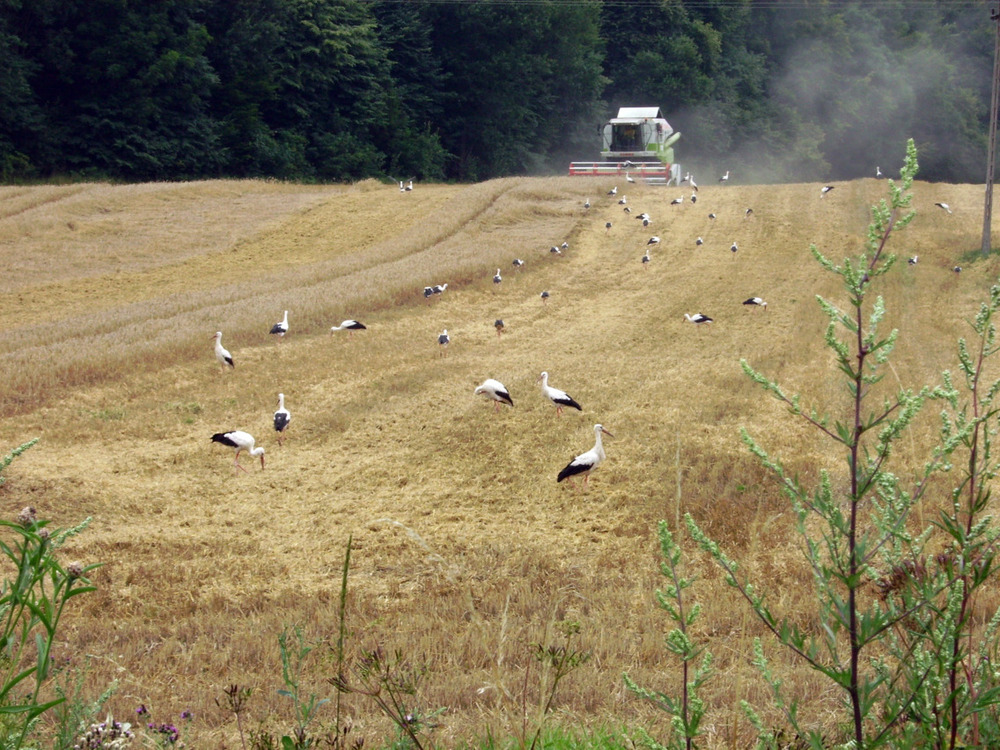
top-left (0, 0), bottom-right (991, 184)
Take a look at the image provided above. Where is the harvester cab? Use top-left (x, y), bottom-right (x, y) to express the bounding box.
top-left (570, 106), bottom-right (681, 184)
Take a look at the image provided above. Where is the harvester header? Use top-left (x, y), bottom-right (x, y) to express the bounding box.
top-left (570, 106), bottom-right (680, 184)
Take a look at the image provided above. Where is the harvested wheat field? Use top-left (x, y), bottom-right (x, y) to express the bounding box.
top-left (1, 174), bottom-right (998, 747)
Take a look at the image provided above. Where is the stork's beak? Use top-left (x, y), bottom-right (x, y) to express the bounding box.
top-left (601, 428), bottom-right (615, 438)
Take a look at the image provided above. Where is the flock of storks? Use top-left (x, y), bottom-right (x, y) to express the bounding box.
top-left (208, 169), bottom-right (956, 484)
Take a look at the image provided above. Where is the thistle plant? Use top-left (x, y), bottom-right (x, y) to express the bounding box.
top-left (623, 521), bottom-right (711, 750)
top-left (0, 439), bottom-right (100, 750)
top-left (685, 140), bottom-right (1000, 748)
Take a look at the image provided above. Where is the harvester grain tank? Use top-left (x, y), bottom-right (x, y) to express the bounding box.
top-left (570, 106), bottom-right (681, 183)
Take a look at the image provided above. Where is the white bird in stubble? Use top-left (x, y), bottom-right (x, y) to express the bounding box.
top-left (935, 202), bottom-right (953, 214)
top-left (211, 431), bottom-right (265, 472)
top-left (475, 378), bottom-right (514, 413)
top-left (212, 331), bottom-right (234, 370)
top-left (273, 393), bottom-right (291, 446)
top-left (557, 424), bottom-right (613, 486)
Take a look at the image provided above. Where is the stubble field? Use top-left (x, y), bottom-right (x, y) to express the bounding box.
top-left (0, 173), bottom-right (996, 747)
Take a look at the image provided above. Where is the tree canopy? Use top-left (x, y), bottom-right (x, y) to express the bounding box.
top-left (0, 0), bottom-right (991, 183)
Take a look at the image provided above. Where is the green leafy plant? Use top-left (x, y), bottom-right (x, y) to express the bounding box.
top-left (683, 140), bottom-right (1000, 748)
top-left (623, 521), bottom-right (711, 750)
top-left (0, 439), bottom-right (100, 750)
top-left (275, 626), bottom-right (329, 750)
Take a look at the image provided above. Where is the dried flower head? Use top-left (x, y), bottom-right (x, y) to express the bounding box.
top-left (67, 561), bottom-right (84, 579)
top-left (17, 506), bottom-right (36, 527)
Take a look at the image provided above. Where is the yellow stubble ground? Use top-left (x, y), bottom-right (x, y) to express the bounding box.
top-left (0, 175), bottom-right (997, 747)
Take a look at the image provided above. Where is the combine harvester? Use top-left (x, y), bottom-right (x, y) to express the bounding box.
top-left (569, 106), bottom-right (681, 185)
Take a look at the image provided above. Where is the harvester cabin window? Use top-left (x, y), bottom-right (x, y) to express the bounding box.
top-left (613, 125), bottom-right (642, 151)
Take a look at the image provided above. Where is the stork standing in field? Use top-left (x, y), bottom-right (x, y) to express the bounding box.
top-left (642, 248), bottom-right (651, 268)
top-left (475, 379), bottom-right (514, 413)
top-left (494, 319), bottom-right (505, 338)
top-left (213, 331), bottom-right (234, 371)
top-left (270, 310), bottom-right (289, 341)
top-left (438, 329), bottom-right (450, 355)
top-left (331, 320), bottom-right (366, 337)
top-left (821, 185), bottom-right (835, 196)
top-left (538, 371), bottom-right (582, 416)
top-left (211, 431), bottom-right (265, 472)
top-left (493, 268), bottom-right (503, 286)
top-left (719, 170), bottom-right (730, 183)
top-left (743, 297), bottom-right (768, 311)
top-left (557, 424), bottom-right (614, 486)
top-left (684, 313), bottom-right (713, 326)
top-left (540, 290), bottom-right (551, 304)
top-left (512, 258), bottom-right (524, 269)
top-left (935, 202), bottom-right (953, 214)
top-left (273, 394), bottom-right (291, 446)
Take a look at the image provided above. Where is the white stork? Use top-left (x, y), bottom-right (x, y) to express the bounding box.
top-left (273, 394), bottom-right (291, 446)
top-left (331, 320), bottom-right (367, 337)
top-left (696, 237), bottom-right (704, 246)
top-left (876, 166), bottom-right (884, 178)
top-left (935, 202), bottom-right (953, 214)
top-left (671, 196), bottom-right (683, 205)
top-left (557, 424), bottom-right (614, 486)
top-left (821, 185), bottom-right (835, 196)
top-left (540, 290), bottom-right (551, 304)
top-left (605, 221), bottom-right (613, 233)
top-left (550, 245), bottom-right (562, 256)
top-left (684, 313), bottom-right (713, 325)
top-left (438, 329), bottom-right (450, 355)
top-left (719, 170), bottom-right (730, 183)
top-left (607, 186), bottom-right (618, 197)
top-left (494, 319), bottom-right (505, 337)
top-left (432, 283), bottom-right (448, 296)
top-left (743, 297), bottom-right (768, 311)
top-left (270, 310), bottom-right (289, 341)
top-left (512, 258), bottom-right (524, 269)
top-left (626, 171), bottom-right (635, 184)
top-left (423, 286), bottom-right (434, 300)
top-left (583, 198), bottom-right (591, 210)
top-left (708, 213), bottom-right (717, 220)
top-left (475, 378), bottom-right (513, 412)
top-left (405, 180), bottom-right (413, 191)
top-left (538, 371), bottom-right (582, 416)
top-left (731, 242), bottom-right (739, 254)
top-left (908, 256), bottom-right (918, 265)
top-left (212, 331), bottom-right (234, 370)
top-left (493, 268), bottom-right (503, 285)
top-left (642, 249), bottom-right (651, 268)
top-left (647, 236), bottom-right (660, 245)
top-left (211, 431), bottom-right (265, 472)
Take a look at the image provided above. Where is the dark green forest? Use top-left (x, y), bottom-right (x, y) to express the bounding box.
top-left (0, 0), bottom-right (992, 184)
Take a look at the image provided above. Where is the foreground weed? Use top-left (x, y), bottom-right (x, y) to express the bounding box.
top-left (623, 521), bottom-right (711, 750)
top-left (331, 645), bottom-right (439, 750)
top-left (520, 620), bottom-right (590, 750)
top-left (217, 685), bottom-right (253, 750)
top-left (276, 626), bottom-right (329, 749)
top-left (686, 141), bottom-right (1000, 749)
top-left (0, 439), bottom-right (100, 750)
